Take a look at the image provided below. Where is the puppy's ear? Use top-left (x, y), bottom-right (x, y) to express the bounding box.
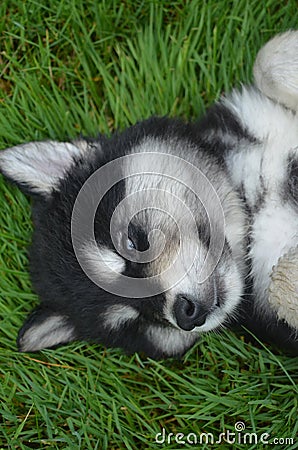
top-left (17, 307), bottom-right (76, 352)
top-left (0, 140), bottom-right (89, 196)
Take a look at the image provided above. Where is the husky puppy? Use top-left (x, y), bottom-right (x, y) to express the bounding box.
top-left (0, 31), bottom-right (297, 358)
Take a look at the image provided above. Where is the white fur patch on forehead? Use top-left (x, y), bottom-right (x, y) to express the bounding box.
top-left (121, 137), bottom-right (205, 238)
top-left (104, 304), bottom-right (139, 330)
top-left (123, 136), bottom-right (196, 189)
top-left (121, 136), bottom-right (219, 223)
top-left (82, 242), bottom-right (125, 281)
top-left (0, 140), bottom-right (90, 195)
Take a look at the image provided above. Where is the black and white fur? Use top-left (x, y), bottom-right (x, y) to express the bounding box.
top-left (0, 31), bottom-right (297, 358)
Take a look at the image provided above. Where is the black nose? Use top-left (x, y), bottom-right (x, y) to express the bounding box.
top-left (173, 295), bottom-right (209, 331)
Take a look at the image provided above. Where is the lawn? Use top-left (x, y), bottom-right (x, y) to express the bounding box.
top-left (0, 0), bottom-right (297, 449)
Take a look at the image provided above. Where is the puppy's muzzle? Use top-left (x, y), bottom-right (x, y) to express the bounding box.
top-left (173, 294), bottom-right (210, 331)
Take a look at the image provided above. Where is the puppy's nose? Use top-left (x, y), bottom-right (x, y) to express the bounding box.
top-left (173, 295), bottom-right (209, 331)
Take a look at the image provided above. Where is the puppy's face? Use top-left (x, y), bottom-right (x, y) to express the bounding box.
top-left (0, 118), bottom-right (246, 358)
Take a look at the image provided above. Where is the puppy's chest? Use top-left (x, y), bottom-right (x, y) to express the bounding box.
top-left (249, 198), bottom-right (298, 298)
top-left (225, 139), bottom-right (298, 299)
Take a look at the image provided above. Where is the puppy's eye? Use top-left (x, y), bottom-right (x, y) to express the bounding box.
top-left (126, 237), bottom-right (136, 251)
top-left (119, 233), bottom-right (137, 256)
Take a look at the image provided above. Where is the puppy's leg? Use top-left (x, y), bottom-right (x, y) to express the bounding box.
top-left (253, 31), bottom-right (298, 111)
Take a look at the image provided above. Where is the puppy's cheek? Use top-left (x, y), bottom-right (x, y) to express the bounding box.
top-left (103, 305), bottom-right (140, 330)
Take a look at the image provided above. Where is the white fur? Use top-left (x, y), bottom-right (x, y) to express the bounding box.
top-left (104, 305), bottom-right (139, 330)
top-left (19, 315), bottom-right (75, 352)
top-left (145, 324), bottom-right (198, 356)
top-left (250, 202), bottom-right (298, 304)
top-left (224, 87), bottom-right (298, 149)
top-left (225, 143), bottom-right (264, 208)
top-left (82, 242), bottom-right (125, 281)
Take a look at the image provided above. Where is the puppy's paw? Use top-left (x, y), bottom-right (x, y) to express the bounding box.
top-left (253, 31), bottom-right (298, 111)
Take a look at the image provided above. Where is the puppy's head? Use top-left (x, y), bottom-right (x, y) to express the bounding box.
top-left (0, 118), bottom-right (247, 358)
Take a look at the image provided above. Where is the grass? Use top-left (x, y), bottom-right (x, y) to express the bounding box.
top-left (0, 0), bottom-right (298, 448)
